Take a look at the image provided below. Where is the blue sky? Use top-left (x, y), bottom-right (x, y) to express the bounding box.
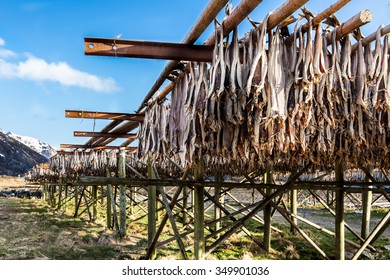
top-left (0, 0), bottom-right (389, 149)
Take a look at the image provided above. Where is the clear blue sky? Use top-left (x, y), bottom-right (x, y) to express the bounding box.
top-left (0, 0), bottom-right (389, 149)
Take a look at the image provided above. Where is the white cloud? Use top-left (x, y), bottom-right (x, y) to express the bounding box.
top-left (0, 39), bottom-right (119, 93)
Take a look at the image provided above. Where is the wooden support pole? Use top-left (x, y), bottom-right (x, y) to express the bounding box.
top-left (352, 209), bottom-right (390, 260)
top-left (290, 188), bottom-right (298, 234)
top-left (335, 161), bottom-right (345, 260)
top-left (214, 172), bottom-right (224, 239)
top-left (147, 159), bottom-right (157, 260)
top-left (106, 169), bottom-right (113, 229)
top-left (157, 185), bottom-right (189, 260)
top-left (64, 184), bottom-right (68, 211)
top-left (263, 166), bottom-right (273, 252)
top-left (194, 156), bottom-right (205, 260)
top-left (74, 186), bottom-right (79, 217)
top-left (118, 147), bottom-right (127, 238)
top-left (57, 184), bottom-right (62, 210)
top-left (182, 186), bottom-right (189, 227)
top-left (362, 166), bottom-right (373, 240)
top-left (92, 185), bottom-right (98, 222)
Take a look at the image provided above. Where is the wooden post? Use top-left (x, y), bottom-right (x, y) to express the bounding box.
top-left (182, 186), bottom-right (189, 227)
top-left (361, 166), bottom-right (373, 240)
top-left (74, 186), bottom-right (78, 217)
top-left (64, 183), bottom-right (68, 211)
top-left (194, 156), bottom-right (205, 260)
top-left (106, 163), bottom-right (113, 229)
top-left (147, 159), bottom-right (157, 260)
top-left (263, 166), bottom-right (273, 252)
top-left (51, 185), bottom-right (57, 208)
top-left (118, 147), bottom-right (127, 238)
top-left (92, 185), bottom-right (98, 222)
top-left (335, 161), bottom-right (345, 260)
top-left (57, 178), bottom-right (63, 210)
top-left (290, 188), bottom-right (298, 234)
top-left (215, 172), bottom-right (223, 239)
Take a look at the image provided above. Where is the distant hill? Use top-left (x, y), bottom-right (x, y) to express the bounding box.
top-left (6, 131), bottom-right (56, 159)
top-left (0, 131), bottom-right (49, 176)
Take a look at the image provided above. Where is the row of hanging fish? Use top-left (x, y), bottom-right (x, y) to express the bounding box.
top-left (138, 12), bottom-right (389, 175)
top-left (27, 150), bottom-right (119, 182)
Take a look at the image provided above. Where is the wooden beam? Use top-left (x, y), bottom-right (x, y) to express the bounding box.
top-left (351, 24), bottom-right (390, 53)
top-left (326, 10), bottom-right (372, 44)
top-left (194, 157), bottom-right (205, 260)
top-left (59, 144), bottom-right (136, 151)
top-left (285, 0), bottom-right (352, 44)
top-left (263, 166), bottom-right (273, 253)
top-left (77, 176), bottom-right (390, 192)
top-left (205, 0), bottom-right (265, 46)
top-left (335, 161), bottom-right (345, 260)
top-left (85, 37), bottom-right (213, 62)
top-left (65, 110), bottom-right (144, 121)
top-left (74, 131), bottom-right (137, 139)
top-left (118, 147), bottom-right (127, 238)
top-left (136, 0), bottom-right (228, 112)
top-left (147, 159), bottom-right (157, 260)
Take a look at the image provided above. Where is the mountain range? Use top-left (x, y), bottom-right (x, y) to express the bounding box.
top-left (0, 130), bottom-right (56, 176)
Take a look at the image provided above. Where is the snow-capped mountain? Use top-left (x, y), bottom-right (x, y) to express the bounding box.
top-left (6, 131), bottom-right (56, 159)
top-left (0, 131), bottom-right (49, 176)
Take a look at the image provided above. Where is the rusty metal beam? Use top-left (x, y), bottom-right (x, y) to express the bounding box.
top-left (65, 110), bottom-right (144, 121)
top-left (74, 131), bottom-right (137, 139)
top-left (85, 38), bottom-right (213, 62)
top-left (60, 144), bottom-right (136, 151)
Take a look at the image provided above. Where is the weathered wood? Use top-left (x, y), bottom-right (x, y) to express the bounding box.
top-left (214, 172), bottom-right (223, 239)
top-left (351, 24), bottom-right (390, 53)
top-left (74, 131), bottom-right (137, 139)
top-left (65, 110), bottom-right (144, 121)
top-left (106, 173), bottom-right (113, 229)
top-left (206, 189), bottom-right (286, 255)
top-left (263, 166), bottom-right (272, 252)
top-left (157, 185), bottom-right (189, 260)
top-left (118, 147), bottom-right (127, 238)
top-left (205, 0), bottom-right (265, 46)
top-left (326, 10), bottom-right (373, 44)
top-left (352, 209), bottom-right (390, 260)
top-left (77, 176), bottom-right (390, 192)
top-left (335, 161), bottom-right (345, 260)
top-left (362, 166), bottom-right (373, 240)
top-left (92, 185), bottom-right (98, 222)
top-left (136, 0), bottom-right (228, 112)
top-left (290, 189), bottom-right (298, 234)
top-left (74, 186), bottom-right (79, 217)
top-left (285, 0), bottom-right (352, 44)
top-left (147, 159), bottom-right (157, 260)
top-left (194, 157), bottom-right (205, 260)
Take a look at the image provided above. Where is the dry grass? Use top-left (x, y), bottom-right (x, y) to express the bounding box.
top-left (0, 198), bottom-right (146, 260)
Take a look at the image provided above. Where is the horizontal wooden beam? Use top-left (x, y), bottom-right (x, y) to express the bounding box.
top-left (77, 176), bottom-right (390, 193)
top-left (59, 144), bottom-right (137, 151)
top-left (73, 131), bottom-right (137, 139)
top-left (65, 110), bottom-right (144, 121)
top-left (351, 24), bottom-right (390, 53)
top-left (85, 37), bottom-right (213, 62)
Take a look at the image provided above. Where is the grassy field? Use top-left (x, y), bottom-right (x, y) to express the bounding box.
top-left (0, 176), bottom-right (25, 188)
top-left (0, 197), bottom-right (389, 260)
